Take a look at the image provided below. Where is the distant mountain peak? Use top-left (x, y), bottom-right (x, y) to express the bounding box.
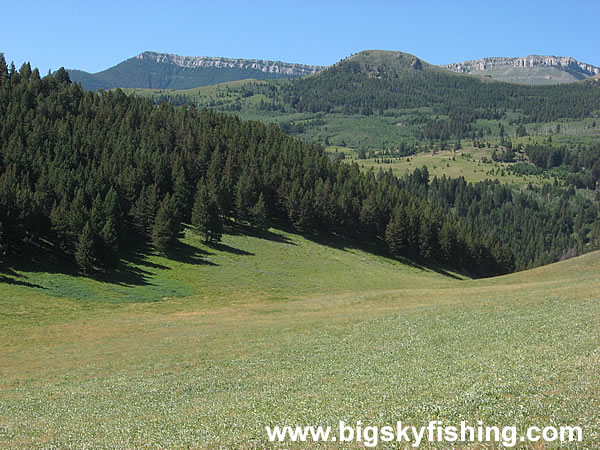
top-left (443, 55), bottom-right (600, 84)
top-left (69, 51), bottom-right (325, 91)
top-left (136, 51), bottom-right (323, 77)
top-left (330, 50), bottom-right (439, 77)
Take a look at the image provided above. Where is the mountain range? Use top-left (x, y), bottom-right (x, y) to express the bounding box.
top-left (68, 51), bottom-right (323, 90)
top-left (68, 50), bottom-right (600, 91)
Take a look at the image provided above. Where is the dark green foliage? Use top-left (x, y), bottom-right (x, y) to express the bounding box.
top-left (439, 221), bottom-right (458, 263)
top-left (423, 174), bottom-right (593, 270)
top-left (274, 56), bottom-right (600, 125)
top-left (172, 165), bottom-right (191, 224)
top-left (234, 170), bottom-right (256, 223)
top-left (152, 194), bottom-right (180, 255)
top-left (100, 217), bottom-right (120, 268)
top-left (75, 222), bottom-right (96, 274)
top-left (192, 184), bottom-right (222, 243)
top-left (0, 58), bottom-right (572, 278)
top-left (251, 193), bottom-right (269, 232)
top-left (0, 221), bottom-right (5, 264)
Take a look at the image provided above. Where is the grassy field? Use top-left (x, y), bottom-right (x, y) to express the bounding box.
top-left (336, 146), bottom-right (553, 187)
top-left (1, 228), bottom-right (599, 446)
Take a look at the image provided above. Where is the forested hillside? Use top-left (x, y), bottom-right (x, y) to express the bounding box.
top-left (128, 51), bottom-right (600, 152)
top-left (270, 51), bottom-right (600, 127)
top-left (1, 55), bottom-right (598, 277)
top-left (0, 55), bottom-right (515, 277)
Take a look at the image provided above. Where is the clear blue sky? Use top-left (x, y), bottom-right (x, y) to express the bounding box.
top-left (3, 0), bottom-right (599, 74)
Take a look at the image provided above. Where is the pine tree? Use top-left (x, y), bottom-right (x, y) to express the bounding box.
top-left (90, 193), bottom-right (105, 233)
top-left (234, 172), bottom-right (254, 223)
top-left (100, 217), bottom-right (120, 268)
top-left (0, 53), bottom-right (7, 84)
top-left (50, 200), bottom-right (71, 252)
top-left (439, 220), bottom-right (457, 263)
top-left (0, 221), bottom-right (5, 264)
top-left (75, 222), bottom-right (96, 274)
top-left (251, 193), bottom-right (269, 232)
top-left (152, 194), bottom-right (179, 255)
top-left (192, 184), bottom-right (223, 243)
top-left (172, 166), bottom-right (190, 224)
top-left (293, 190), bottom-right (315, 234)
top-left (385, 216), bottom-right (401, 257)
top-left (131, 185), bottom-right (158, 236)
top-left (359, 192), bottom-right (380, 238)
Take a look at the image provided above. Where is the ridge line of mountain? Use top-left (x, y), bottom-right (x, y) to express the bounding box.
top-left (66, 50), bottom-right (600, 90)
top-left (443, 55), bottom-right (600, 78)
top-left (135, 51), bottom-right (324, 76)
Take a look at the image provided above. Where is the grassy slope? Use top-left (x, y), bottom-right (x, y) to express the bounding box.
top-left (1, 228), bottom-right (599, 446)
top-left (351, 146), bottom-right (552, 187)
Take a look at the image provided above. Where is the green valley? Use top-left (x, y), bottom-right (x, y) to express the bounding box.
top-left (2, 43), bottom-right (600, 448)
top-left (1, 225), bottom-right (599, 446)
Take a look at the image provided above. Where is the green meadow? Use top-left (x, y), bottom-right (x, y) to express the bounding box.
top-left (1, 227), bottom-right (599, 446)
top-left (353, 146), bottom-right (553, 187)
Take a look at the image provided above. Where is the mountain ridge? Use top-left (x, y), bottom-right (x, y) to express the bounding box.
top-left (67, 50), bottom-right (600, 91)
top-left (443, 55), bottom-right (600, 84)
top-left (68, 52), bottom-right (323, 90)
top-left (136, 51), bottom-right (324, 76)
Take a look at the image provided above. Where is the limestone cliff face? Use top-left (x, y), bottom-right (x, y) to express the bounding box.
top-left (443, 55), bottom-right (600, 78)
top-left (137, 51), bottom-right (323, 77)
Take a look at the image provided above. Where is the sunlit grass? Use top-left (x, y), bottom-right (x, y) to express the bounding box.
top-left (1, 228), bottom-right (599, 446)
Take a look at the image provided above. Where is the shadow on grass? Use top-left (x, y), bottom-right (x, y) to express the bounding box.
top-left (1, 244), bottom-right (158, 288)
top-left (168, 241), bottom-right (219, 266)
top-left (91, 262), bottom-right (157, 287)
top-left (206, 241), bottom-right (254, 256)
top-left (0, 274), bottom-right (45, 289)
top-left (225, 221), bottom-right (296, 245)
top-left (304, 232), bottom-right (465, 280)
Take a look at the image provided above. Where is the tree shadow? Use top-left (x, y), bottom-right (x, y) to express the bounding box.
top-left (2, 244), bottom-right (156, 288)
top-left (206, 241), bottom-right (254, 256)
top-left (91, 262), bottom-right (158, 287)
top-left (168, 241), bottom-right (219, 266)
top-left (127, 248), bottom-right (171, 271)
top-left (304, 233), bottom-right (467, 280)
top-left (225, 222), bottom-right (296, 245)
top-left (0, 274), bottom-right (45, 289)
top-left (304, 232), bottom-right (352, 252)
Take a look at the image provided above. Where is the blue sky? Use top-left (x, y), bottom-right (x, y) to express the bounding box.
top-left (3, 0), bottom-right (599, 73)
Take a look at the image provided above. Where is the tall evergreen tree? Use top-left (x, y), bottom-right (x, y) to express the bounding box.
top-left (100, 217), bottom-right (120, 268)
top-left (192, 184), bottom-right (223, 243)
top-left (172, 165), bottom-right (191, 224)
top-left (234, 171), bottom-right (255, 223)
top-left (151, 194), bottom-right (179, 255)
top-left (0, 221), bottom-right (5, 264)
top-left (75, 222), bottom-right (96, 274)
top-left (439, 220), bottom-right (457, 263)
top-left (251, 193), bottom-right (269, 232)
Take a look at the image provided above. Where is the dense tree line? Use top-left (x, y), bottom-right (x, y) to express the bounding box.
top-left (395, 169), bottom-right (599, 269)
top-left (0, 56), bottom-right (515, 276)
top-left (524, 142), bottom-right (600, 189)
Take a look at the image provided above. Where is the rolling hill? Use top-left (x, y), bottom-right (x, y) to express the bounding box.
top-left (68, 51), bottom-right (323, 90)
top-left (2, 49), bottom-right (600, 448)
top-left (1, 225), bottom-right (599, 446)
